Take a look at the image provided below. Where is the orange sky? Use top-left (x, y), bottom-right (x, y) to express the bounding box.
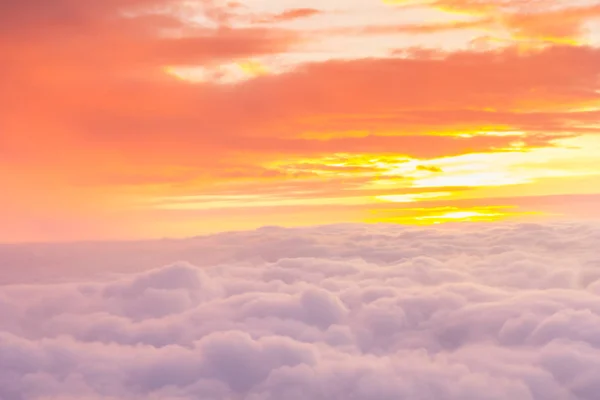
top-left (2, 0), bottom-right (600, 242)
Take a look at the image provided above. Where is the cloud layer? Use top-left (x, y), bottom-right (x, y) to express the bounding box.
top-left (2, 222), bottom-right (600, 399)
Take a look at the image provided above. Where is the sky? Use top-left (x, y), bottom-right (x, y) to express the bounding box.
top-left (2, 0), bottom-right (600, 242)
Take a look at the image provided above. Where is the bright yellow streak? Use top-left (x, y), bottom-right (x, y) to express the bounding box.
top-left (417, 210), bottom-right (502, 221)
top-left (266, 154), bottom-right (411, 179)
top-left (375, 192), bottom-right (452, 202)
top-left (456, 130), bottom-right (526, 138)
top-left (368, 206), bottom-right (545, 225)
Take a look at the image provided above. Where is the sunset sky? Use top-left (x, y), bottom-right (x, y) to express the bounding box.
top-left (2, 0), bottom-right (600, 242)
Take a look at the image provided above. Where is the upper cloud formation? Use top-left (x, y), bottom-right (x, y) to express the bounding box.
top-left (2, 0), bottom-right (599, 175)
top-left (2, 222), bottom-right (600, 399)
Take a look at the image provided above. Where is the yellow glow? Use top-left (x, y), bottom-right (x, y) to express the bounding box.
top-left (456, 130), bottom-right (526, 138)
top-left (237, 60), bottom-right (269, 77)
top-left (140, 134), bottom-right (600, 221)
top-left (263, 134), bottom-right (600, 205)
top-left (164, 60), bottom-right (271, 84)
top-left (375, 192), bottom-right (452, 203)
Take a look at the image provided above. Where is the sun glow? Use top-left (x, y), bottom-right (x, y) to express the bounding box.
top-left (416, 209), bottom-right (506, 222)
top-left (368, 205), bottom-right (545, 225)
top-left (375, 192), bottom-right (452, 203)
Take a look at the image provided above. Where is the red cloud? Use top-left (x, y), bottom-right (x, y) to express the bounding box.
top-left (1, 0), bottom-right (599, 189)
top-left (4, 45), bottom-right (599, 184)
top-left (254, 8), bottom-right (322, 23)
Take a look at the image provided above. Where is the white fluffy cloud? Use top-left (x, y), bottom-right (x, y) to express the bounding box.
top-left (2, 222), bottom-right (600, 399)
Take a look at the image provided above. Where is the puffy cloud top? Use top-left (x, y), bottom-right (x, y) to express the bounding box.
top-left (2, 222), bottom-right (600, 399)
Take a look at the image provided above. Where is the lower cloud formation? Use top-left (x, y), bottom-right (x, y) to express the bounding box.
top-left (2, 223), bottom-right (600, 399)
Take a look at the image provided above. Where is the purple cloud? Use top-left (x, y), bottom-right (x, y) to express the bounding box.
top-left (1, 222), bottom-right (600, 398)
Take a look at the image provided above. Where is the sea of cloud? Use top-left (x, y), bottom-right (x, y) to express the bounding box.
top-left (2, 222), bottom-right (600, 399)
